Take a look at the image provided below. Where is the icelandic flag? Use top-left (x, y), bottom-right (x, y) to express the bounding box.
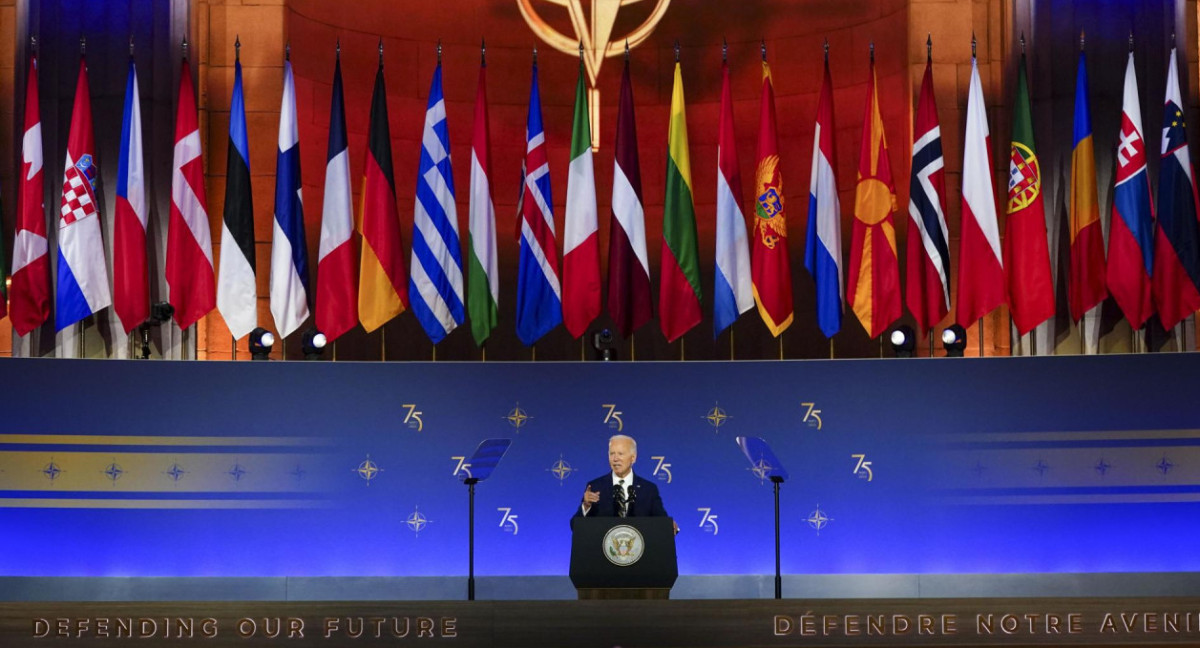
top-left (1152, 46), bottom-right (1200, 330)
top-left (804, 60), bottom-right (843, 339)
top-left (269, 60), bottom-right (310, 339)
top-left (409, 62), bottom-right (465, 344)
top-left (516, 60), bottom-right (562, 345)
top-left (713, 58), bottom-right (753, 337)
top-left (113, 58), bottom-right (147, 334)
top-left (56, 56), bottom-right (111, 331)
top-left (1107, 51), bottom-right (1155, 330)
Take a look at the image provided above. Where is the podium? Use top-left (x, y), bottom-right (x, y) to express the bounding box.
top-left (569, 517), bottom-right (678, 599)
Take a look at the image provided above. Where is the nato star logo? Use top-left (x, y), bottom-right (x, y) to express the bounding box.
top-left (42, 459), bottom-right (63, 483)
top-left (748, 458), bottom-right (773, 483)
top-left (355, 454), bottom-right (382, 486)
top-left (504, 403), bottom-right (532, 430)
top-left (1157, 456), bottom-right (1174, 475)
top-left (1031, 459), bottom-right (1049, 478)
top-left (103, 461), bottom-right (124, 484)
top-left (227, 463), bottom-right (247, 483)
top-left (806, 505), bottom-right (832, 536)
top-left (1094, 458), bottom-right (1112, 477)
top-left (163, 462), bottom-right (187, 483)
top-left (289, 464), bottom-right (306, 480)
top-left (547, 454), bottom-right (576, 484)
top-left (703, 402), bottom-right (730, 431)
top-left (970, 460), bottom-right (987, 477)
top-left (406, 506), bottom-right (432, 536)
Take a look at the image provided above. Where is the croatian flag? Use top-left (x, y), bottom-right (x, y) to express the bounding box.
top-left (409, 61), bottom-right (465, 344)
top-left (516, 59), bottom-right (562, 345)
top-left (56, 56), bottom-right (111, 331)
top-left (804, 58), bottom-right (843, 339)
top-left (269, 59), bottom-right (311, 339)
top-left (1106, 51), bottom-right (1154, 330)
top-left (113, 57), bottom-right (147, 334)
top-left (1152, 46), bottom-right (1200, 330)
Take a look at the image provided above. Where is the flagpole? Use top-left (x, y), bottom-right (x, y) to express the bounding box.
top-left (730, 329), bottom-right (735, 361)
top-left (333, 340), bottom-right (338, 362)
top-left (531, 345), bottom-right (536, 362)
top-left (381, 327), bottom-right (386, 361)
top-left (778, 335), bottom-right (783, 360)
top-left (580, 337), bottom-right (585, 361)
top-left (630, 333), bottom-right (635, 361)
top-left (829, 338), bottom-right (834, 360)
top-left (928, 330), bottom-right (934, 358)
top-left (481, 344), bottom-right (486, 362)
top-left (231, 336), bottom-right (237, 360)
top-left (680, 338), bottom-right (685, 361)
top-left (977, 317), bottom-right (985, 357)
top-left (432, 345), bottom-right (436, 362)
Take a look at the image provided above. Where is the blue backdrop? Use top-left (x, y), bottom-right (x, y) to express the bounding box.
top-left (1, 354), bottom-right (1198, 578)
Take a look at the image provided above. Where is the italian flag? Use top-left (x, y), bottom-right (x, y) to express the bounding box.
top-left (561, 60), bottom-right (600, 339)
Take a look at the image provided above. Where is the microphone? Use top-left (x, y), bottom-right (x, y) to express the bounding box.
top-left (626, 483), bottom-right (637, 516)
top-left (613, 482), bottom-right (628, 517)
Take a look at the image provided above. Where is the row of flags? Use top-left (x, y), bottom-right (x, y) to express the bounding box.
top-left (7, 41), bottom-right (1200, 351)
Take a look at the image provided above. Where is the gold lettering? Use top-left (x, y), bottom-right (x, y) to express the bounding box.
top-left (288, 618), bottom-right (304, 639)
top-left (942, 614), bottom-right (957, 634)
top-left (74, 618), bottom-right (90, 637)
top-left (917, 614), bottom-right (935, 635)
top-left (977, 614), bottom-right (995, 634)
top-left (346, 617), bottom-right (364, 638)
top-left (1122, 612), bottom-right (1140, 632)
top-left (892, 615), bottom-right (911, 635)
top-left (1000, 614), bottom-right (1019, 634)
top-left (32, 618), bottom-right (49, 638)
top-left (844, 615), bottom-right (861, 636)
top-left (417, 617), bottom-right (435, 638)
top-left (1067, 613), bottom-right (1082, 634)
top-left (391, 617), bottom-right (411, 638)
top-left (237, 618), bottom-right (257, 638)
top-left (799, 613), bottom-right (816, 636)
top-left (773, 615), bottom-right (792, 636)
top-left (1165, 613), bottom-right (1180, 632)
top-left (264, 617), bottom-right (281, 638)
top-left (822, 615), bottom-right (838, 635)
top-left (117, 618), bottom-right (133, 637)
top-left (371, 617), bottom-right (387, 638)
top-left (324, 618), bottom-right (340, 638)
top-left (201, 618), bottom-right (218, 638)
top-left (866, 615), bottom-right (885, 635)
top-left (138, 618), bottom-right (158, 638)
top-left (1100, 613), bottom-right (1117, 633)
top-left (1046, 613), bottom-right (1062, 634)
top-left (1024, 613), bottom-right (1042, 633)
top-left (1145, 613), bottom-right (1159, 633)
top-left (95, 618), bottom-right (109, 638)
top-left (176, 617), bottom-right (193, 639)
top-left (56, 618), bottom-right (70, 638)
top-left (441, 617), bottom-right (457, 638)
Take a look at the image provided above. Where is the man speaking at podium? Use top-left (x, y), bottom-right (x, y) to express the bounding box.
top-left (576, 434), bottom-right (669, 519)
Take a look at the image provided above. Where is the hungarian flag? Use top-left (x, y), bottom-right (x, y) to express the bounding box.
top-left (270, 59), bottom-right (311, 339)
top-left (113, 57), bottom-right (147, 334)
top-left (561, 58), bottom-right (600, 339)
top-left (1107, 51), bottom-right (1154, 330)
top-left (956, 54), bottom-right (1005, 326)
top-left (358, 57), bottom-right (408, 333)
top-left (804, 55), bottom-right (843, 339)
top-left (659, 60), bottom-right (702, 343)
top-left (713, 57), bottom-right (753, 338)
top-left (847, 53), bottom-right (900, 340)
top-left (1152, 46), bottom-right (1200, 330)
top-left (751, 58), bottom-right (793, 337)
top-left (1003, 53), bottom-right (1054, 336)
top-left (1068, 46), bottom-right (1107, 323)
top-left (467, 56), bottom-right (499, 346)
top-left (316, 48), bottom-right (357, 343)
top-left (56, 55), bottom-right (111, 331)
top-left (607, 58), bottom-right (652, 338)
top-left (216, 53), bottom-right (256, 340)
top-left (906, 57), bottom-right (951, 335)
top-left (10, 55), bottom-right (48, 336)
top-left (166, 57), bottom-right (215, 330)
top-left (515, 60), bottom-right (562, 346)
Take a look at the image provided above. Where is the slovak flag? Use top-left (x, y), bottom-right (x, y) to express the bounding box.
top-left (56, 56), bottom-right (111, 331)
top-left (1107, 51), bottom-right (1155, 330)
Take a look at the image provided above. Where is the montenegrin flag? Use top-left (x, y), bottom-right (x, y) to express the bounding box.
top-left (659, 60), bottom-right (702, 343)
top-left (713, 57), bottom-right (753, 337)
top-left (561, 57), bottom-right (600, 340)
top-left (847, 52), bottom-right (900, 340)
top-left (1068, 45), bottom-right (1108, 323)
top-left (1003, 52), bottom-right (1054, 336)
top-left (804, 55), bottom-right (842, 339)
top-left (467, 56), bottom-right (499, 346)
top-left (10, 55), bottom-right (49, 336)
top-left (752, 57), bottom-right (793, 337)
top-left (358, 55), bottom-right (408, 333)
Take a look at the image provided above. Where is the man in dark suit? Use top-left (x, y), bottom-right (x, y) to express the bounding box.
top-left (575, 434), bottom-right (670, 520)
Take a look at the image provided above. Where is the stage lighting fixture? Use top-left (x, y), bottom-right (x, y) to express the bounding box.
top-left (889, 325), bottom-right (916, 358)
top-left (302, 328), bottom-right (328, 360)
top-left (591, 328), bottom-right (617, 361)
top-left (942, 324), bottom-right (967, 357)
top-left (249, 327), bottom-right (275, 361)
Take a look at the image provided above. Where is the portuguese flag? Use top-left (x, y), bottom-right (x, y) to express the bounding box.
top-left (659, 60), bottom-right (702, 343)
top-left (1003, 54), bottom-right (1054, 336)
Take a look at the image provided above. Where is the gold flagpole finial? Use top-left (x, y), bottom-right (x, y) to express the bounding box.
top-left (926, 33), bottom-right (932, 61)
top-left (674, 39), bottom-right (680, 63)
top-left (336, 38), bottom-right (341, 59)
top-left (577, 40), bottom-right (583, 63)
top-left (129, 35), bottom-right (135, 57)
top-left (722, 37), bottom-right (728, 63)
top-left (285, 41), bottom-right (291, 62)
top-left (1019, 32), bottom-right (1026, 55)
top-left (971, 32), bottom-right (977, 59)
top-left (1128, 31), bottom-right (1134, 53)
top-left (761, 39), bottom-right (767, 62)
top-left (1172, 32), bottom-right (1176, 48)
top-left (625, 39), bottom-right (630, 61)
top-left (30, 35), bottom-right (37, 56)
top-left (823, 38), bottom-right (829, 63)
top-left (532, 44), bottom-right (538, 65)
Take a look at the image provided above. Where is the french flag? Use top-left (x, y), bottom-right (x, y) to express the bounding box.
top-left (316, 48), bottom-right (357, 343)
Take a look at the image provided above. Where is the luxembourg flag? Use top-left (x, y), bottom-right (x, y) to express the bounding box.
top-left (56, 56), bottom-right (111, 331)
top-left (804, 57), bottom-right (843, 339)
top-left (516, 58), bottom-right (562, 345)
top-left (1107, 50), bottom-right (1154, 330)
top-left (113, 57), bottom-right (147, 334)
top-left (269, 59), bottom-right (311, 339)
top-left (713, 57), bottom-right (752, 338)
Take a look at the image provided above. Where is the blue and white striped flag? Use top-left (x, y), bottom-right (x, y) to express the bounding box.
top-left (269, 59), bottom-right (311, 339)
top-left (410, 62), bottom-right (465, 343)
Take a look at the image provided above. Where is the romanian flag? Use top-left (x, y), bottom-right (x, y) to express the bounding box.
top-left (659, 60), bottom-right (702, 343)
top-left (751, 59), bottom-right (793, 337)
top-left (358, 56), bottom-right (408, 333)
top-left (1069, 46), bottom-right (1107, 323)
top-left (847, 53), bottom-right (900, 339)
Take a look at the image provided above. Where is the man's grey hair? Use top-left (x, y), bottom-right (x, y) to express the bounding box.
top-left (609, 434), bottom-right (637, 455)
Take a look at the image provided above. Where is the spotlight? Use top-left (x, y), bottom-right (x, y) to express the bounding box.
top-left (138, 302), bottom-right (175, 359)
top-left (941, 324), bottom-right (967, 357)
top-left (889, 325), bottom-right (916, 358)
top-left (249, 327), bottom-right (275, 361)
top-left (302, 328), bottom-right (327, 360)
top-left (591, 328), bottom-right (617, 361)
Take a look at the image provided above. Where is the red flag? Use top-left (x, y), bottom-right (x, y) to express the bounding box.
top-left (607, 59), bottom-right (652, 338)
top-left (166, 58), bottom-right (215, 330)
top-left (10, 56), bottom-right (49, 336)
top-left (906, 59), bottom-right (952, 335)
top-left (957, 56), bottom-right (1006, 326)
top-left (751, 59), bottom-right (793, 336)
